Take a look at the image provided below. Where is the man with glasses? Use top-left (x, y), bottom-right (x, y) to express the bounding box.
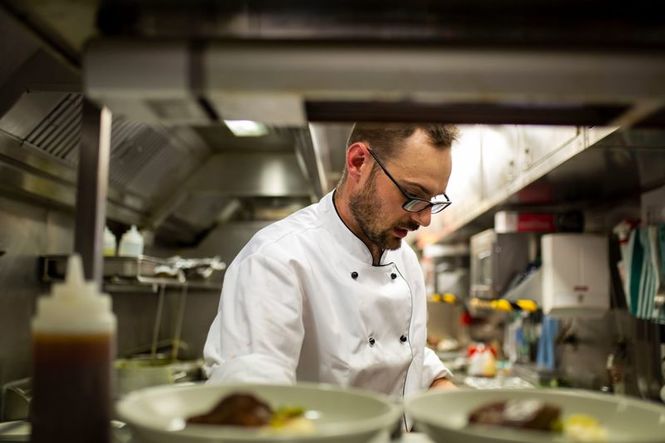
top-left (204, 123), bottom-right (458, 400)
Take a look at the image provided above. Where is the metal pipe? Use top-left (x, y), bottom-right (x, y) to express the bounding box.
top-left (74, 99), bottom-right (112, 285)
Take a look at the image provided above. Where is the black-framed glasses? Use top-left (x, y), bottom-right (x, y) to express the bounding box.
top-left (366, 147), bottom-right (452, 214)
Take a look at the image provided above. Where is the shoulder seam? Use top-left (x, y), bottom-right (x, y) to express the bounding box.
top-left (253, 217), bottom-right (327, 257)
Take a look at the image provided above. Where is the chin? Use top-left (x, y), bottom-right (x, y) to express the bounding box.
top-left (384, 238), bottom-right (403, 251)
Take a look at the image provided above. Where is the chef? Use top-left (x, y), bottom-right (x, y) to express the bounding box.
top-left (203, 123), bottom-right (458, 399)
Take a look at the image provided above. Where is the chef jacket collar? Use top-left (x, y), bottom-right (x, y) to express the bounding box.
top-left (323, 190), bottom-right (395, 266)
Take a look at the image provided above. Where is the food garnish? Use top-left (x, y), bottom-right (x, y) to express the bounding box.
top-left (187, 392), bottom-right (314, 433)
top-left (467, 399), bottom-right (608, 442)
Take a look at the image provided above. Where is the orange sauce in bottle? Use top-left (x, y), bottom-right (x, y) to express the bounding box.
top-left (31, 256), bottom-right (116, 443)
top-left (31, 333), bottom-right (114, 443)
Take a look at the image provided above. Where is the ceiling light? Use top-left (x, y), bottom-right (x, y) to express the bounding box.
top-left (224, 120), bottom-right (268, 137)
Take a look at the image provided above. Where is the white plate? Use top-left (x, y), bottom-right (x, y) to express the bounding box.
top-left (116, 382), bottom-right (401, 443)
top-left (405, 388), bottom-right (665, 443)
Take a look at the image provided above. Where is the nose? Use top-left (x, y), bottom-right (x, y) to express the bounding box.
top-left (411, 207), bottom-right (432, 227)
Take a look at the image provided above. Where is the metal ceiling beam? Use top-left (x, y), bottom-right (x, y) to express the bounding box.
top-left (84, 40), bottom-right (665, 127)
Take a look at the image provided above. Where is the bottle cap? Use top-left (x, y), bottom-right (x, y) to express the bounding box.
top-left (33, 255), bottom-right (115, 333)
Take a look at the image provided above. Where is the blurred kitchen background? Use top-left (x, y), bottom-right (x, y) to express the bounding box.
top-left (1, 0), bottom-right (664, 421)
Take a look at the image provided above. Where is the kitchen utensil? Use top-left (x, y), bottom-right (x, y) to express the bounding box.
top-left (406, 388), bottom-right (665, 443)
top-left (116, 382), bottom-right (401, 443)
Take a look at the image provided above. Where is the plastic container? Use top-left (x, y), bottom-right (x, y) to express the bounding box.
top-left (118, 225), bottom-right (144, 257)
top-left (103, 226), bottom-right (116, 256)
top-left (467, 343), bottom-right (497, 377)
top-left (31, 255), bottom-right (116, 443)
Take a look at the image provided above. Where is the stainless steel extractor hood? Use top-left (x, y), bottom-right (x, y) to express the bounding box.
top-left (3, 0), bottom-right (665, 249)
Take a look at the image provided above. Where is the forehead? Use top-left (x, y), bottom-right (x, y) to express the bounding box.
top-left (388, 129), bottom-right (452, 196)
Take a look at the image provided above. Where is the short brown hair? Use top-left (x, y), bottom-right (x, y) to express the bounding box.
top-left (347, 123), bottom-right (459, 160)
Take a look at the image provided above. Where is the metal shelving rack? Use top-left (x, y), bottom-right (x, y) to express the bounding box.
top-left (38, 255), bottom-right (224, 292)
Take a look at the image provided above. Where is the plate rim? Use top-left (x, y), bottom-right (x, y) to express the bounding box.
top-left (404, 387), bottom-right (665, 443)
top-left (117, 381), bottom-right (403, 441)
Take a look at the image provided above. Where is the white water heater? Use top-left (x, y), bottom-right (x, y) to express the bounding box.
top-left (541, 233), bottom-right (610, 316)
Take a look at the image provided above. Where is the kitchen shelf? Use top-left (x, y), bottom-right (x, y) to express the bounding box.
top-left (38, 255), bottom-right (224, 292)
top-left (431, 127), bottom-right (665, 244)
top-left (429, 293), bottom-right (538, 313)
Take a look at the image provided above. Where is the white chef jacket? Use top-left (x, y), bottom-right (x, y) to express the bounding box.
top-left (203, 191), bottom-right (450, 399)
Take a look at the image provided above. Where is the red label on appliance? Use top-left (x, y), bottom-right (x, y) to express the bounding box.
top-left (573, 285), bottom-right (589, 292)
top-left (516, 213), bottom-right (555, 232)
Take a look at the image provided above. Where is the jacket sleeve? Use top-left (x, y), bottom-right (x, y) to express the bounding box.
top-left (203, 249), bottom-right (304, 384)
top-left (422, 346), bottom-right (452, 387)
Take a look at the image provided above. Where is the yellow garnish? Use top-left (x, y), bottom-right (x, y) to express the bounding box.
top-left (269, 406), bottom-right (305, 428)
top-left (563, 414), bottom-right (608, 442)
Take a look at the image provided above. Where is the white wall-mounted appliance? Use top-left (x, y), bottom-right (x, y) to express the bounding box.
top-left (542, 233), bottom-right (609, 316)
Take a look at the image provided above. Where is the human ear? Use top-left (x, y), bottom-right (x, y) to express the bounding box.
top-left (346, 143), bottom-right (369, 181)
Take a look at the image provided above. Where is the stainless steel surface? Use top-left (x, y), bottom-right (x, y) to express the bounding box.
top-left (187, 152), bottom-right (312, 197)
top-left (0, 196), bottom-right (73, 389)
top-left (0, 10), bottom-right (40, 98)
top-left (170, 286), bottom-right (188, 361)
top-left (74, 99), bottom-right (111, 283)
top-left (0, 92), bottom-right (70, 141)
top-left (0, 125), bottom-right (148, 224)
top-left (85, 40), bottom-right (665, 125)
top-left (2, 1), bottom-right (665, 249)
top-left (39, 255), bottom-right (224, 291)
top-left (0, 379), bottom-right (30, 422)
top-left (0, 8), bottom-right (78, 118)
top-left (436, 125), bottom-right (590, 242)
top-left (308, 123), bottom-right (352, 193)
top-left (0, 31), bottom-right (317, 241)
top-left (469, 229), bottom-right (532, 299)
top-left (0, 111), bottom-right (147, 223)
top-left (294, 126), bottom-right (327, 199)
top-left (0, 90), bottom-right (213, 242)
top-left (462, 376), bottom-right (533, 389)
top-left (22, 93), bottom-right (82, 162)
top-left (150, 285), bottom-right (166, 360)
top-left (0, 128), bottom-right (77, 183)
top-left (41, 255), bottom-right (160, 281)
top-left (0, 152), bottom-right (76, 207)
top-left (0, 201), bottom-right (215, 395)
top-left (432, 127), bottom-right (665, 243)
top-left (0, 89), bottom-right (206, 214)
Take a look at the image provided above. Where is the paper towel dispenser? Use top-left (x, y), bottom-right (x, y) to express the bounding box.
top-left (542, 233), bottom-right (610, 316)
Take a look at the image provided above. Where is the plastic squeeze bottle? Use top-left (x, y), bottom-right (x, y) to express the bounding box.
top-left (103, 226), bottom-right (116, 256)
top-left (31, 255), bottom-right (116, 443)
top-left (118, 225), bottom-right (144, 257)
